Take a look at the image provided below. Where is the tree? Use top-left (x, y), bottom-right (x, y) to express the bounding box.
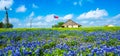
top-left (4, 23), bottom-right (13, 28)
top-left (58, 22), bottom-right (64, 27)
top-left (0, 22), bottom-right (3, 28)
top-left (52, 22), bottom-right (64, 28)
top-left (7, 23), bottom-right (13, 28)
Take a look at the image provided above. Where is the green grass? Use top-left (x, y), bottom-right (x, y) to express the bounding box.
top-left (0, 26), bottom-right (120, 32)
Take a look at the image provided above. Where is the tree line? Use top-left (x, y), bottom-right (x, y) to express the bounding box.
top-left (52, 22), bottom-right (64, 28)
top-left (0, 22), bottom-right (13, 28)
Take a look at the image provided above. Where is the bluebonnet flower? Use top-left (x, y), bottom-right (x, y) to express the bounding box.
top-left (67, 50), bottom-right (76, 56)
top-left (14, 49), bottom-right (21, 56)
top-left (87, 44), bottom-right (92, 49)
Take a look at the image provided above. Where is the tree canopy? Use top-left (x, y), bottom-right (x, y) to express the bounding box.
top-left (0, 22), bottom-right (13, 28)
top-left (52, 22), bottom-right (64, 28)
top-left (0, 22), bottom-right (3, 28)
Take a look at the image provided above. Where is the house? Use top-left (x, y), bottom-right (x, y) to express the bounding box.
top-left (62, 19), bottom-right (81, 28)
top-left (105, 24), bottom-right (114, 27)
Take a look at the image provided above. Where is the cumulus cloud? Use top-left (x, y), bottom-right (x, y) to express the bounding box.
top-left (26, 22), bottom-right (48, 28)
top-left (31, 16), bottom-right (42, 22)
top-left (77, 14), bottom-right (120, 26)
top-left (35, 16), bottom-right (42, 20)
top-left (0, 0), bottom-right (13, 10)
top-left (26, 12), bottom-right (42, 24)
top-left (32, 4), bottom-right (39, 8)
top-left (16, 5), bottom-right (27, 12)
top-left (8, 18), bottom-right (23, 27)
top-left (27, 14), bottom-right (74, 27)
top-left (63, 14), bottom-right (73, 20)
top-left (45, 14), bottom-right (56, 22)
top-left (9, 18), bottom-right (20, 23)
top-left (25, 12), bottom-right (45, 28)
top-left (25, 13), bottom-right (64, 28)
top-left (77, 8), bottom-right (108, 19)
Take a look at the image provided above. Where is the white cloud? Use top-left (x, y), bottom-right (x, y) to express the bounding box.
top-left (32, 4), bottom-right (39, 8)
top-left (113, 14), bottom-right (120, 19)
top-left (35, 16), bottom-right (42, 20)
top-left (45, 14), bottom-right (56, 22)
top-left (9, 18), bottom-right (20, 23)
top-left (8, 18), bottom-right (23, 27)
top-left (29, 12), bottom-right (34, 18)
top-left (31, 16), bottom-right (42, 22)
top-left (26, 22), bottom-right (48, 28)
top-left (89, 21), bottom-right (94, 25)
top-left (63, 14), bottom-right (73, 20)
top-left (73, 2), bottom-right (77, 5)
top-left (81, 21), bottom-right (88, 24)
top-left (77, 8), bottom-right (108, 19)
top-left (0, 0), bottom-right (13, 10)
top-left (78, 0), bottom-right (94, 6)
top-left (25, 12), bottom-right (45, 28)
top-left (16, 5), bottom-right (27, 12)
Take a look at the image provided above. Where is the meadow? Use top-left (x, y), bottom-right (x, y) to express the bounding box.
top-left (0, 27), bottom-right (120, 56)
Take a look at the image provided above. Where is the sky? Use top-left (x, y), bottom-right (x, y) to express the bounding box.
top-left (0, 0), bottom-right (120, 28)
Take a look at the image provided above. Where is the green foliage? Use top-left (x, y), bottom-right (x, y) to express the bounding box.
top-left (0, 22), bottom-right (3, 28)
top-left (0, 36), bottom-right (5, 39)
top-left (105, 38), bottom-right (118, 46)
top-left (52, 22), bottom-right (64, 28)
top-left (58, 22), bottom-right (64, 26)
top-left (8, 50), bottom-right (12, 56)
top-left (52, 48), bottom-right (64, 56)
top-left (14, 36), bottom-right (22, 42)
top-left (0, 22), bottom-right (13, 28)
top-left (67, 32), bottom-right (76, 36)
top-left (81, 36), bottom-right (95, 42)
top-left (42, 42), bottom-right (56, 49)
top-left (4, 23), bottom-right (13, 28)
top-left (44, 49), bottom-right (64, 56)
top-left (0, 27), bottom-right (120, 32)
top-left (58, 34), bottom-right (68, 38)
top-left (27, 37), bottom-right (33, 42)
top-left (35, 48), bottom-right (44, 56)
top-left (66, 40), bottom-right (78, 46)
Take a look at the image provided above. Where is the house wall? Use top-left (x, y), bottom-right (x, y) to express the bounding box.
top-left (73, 25), bottom-right (78, 28)
top-left (63, 25), bottom-right (79, 28)
top-left (63, 25), bottom-right (78, 28)
top-left (68, 25), bottom-right (72, 28)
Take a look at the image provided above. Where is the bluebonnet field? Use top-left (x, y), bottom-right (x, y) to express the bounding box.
top-left (0, 27), bottom-right (120, 56)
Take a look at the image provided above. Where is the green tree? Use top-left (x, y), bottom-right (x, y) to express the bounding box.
top-left (58, 22), bottom-right (64, 27)
top-left (0, 22), bottom-right (3, 28)
top-left (4, 23), bottom-right (13, 28)
top-left (52, 22), bottom-right (64, 28)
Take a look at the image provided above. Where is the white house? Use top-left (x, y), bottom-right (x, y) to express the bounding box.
top-left (105, 24), bottom-right (114, 27)
top-left (62, 19), bottom-right (81, 28)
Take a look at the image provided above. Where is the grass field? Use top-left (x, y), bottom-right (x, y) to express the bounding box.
top-left (0, 27), bottom-right (120, 56)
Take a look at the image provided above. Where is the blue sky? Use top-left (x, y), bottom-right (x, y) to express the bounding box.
top-left (0, 0), bottom-right (120, 28)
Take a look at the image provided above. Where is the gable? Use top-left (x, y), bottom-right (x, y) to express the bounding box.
top-left (62, 19), bottom-right (80, 26)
